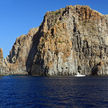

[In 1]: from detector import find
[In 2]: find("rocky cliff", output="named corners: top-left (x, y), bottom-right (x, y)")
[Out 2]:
top-left (0, 48), bottom-right (9, 75)
top-left (1, 5), bottom-right (108, 76)
top-left (6, 28), bottom-right (39, 75)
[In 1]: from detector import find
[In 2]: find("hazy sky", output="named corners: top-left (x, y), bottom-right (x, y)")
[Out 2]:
top-left (0, 0), bottom-right (108, 57)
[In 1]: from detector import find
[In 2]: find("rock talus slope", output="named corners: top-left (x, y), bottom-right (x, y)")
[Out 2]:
top-left (1, 5), bottom-right (108, 76)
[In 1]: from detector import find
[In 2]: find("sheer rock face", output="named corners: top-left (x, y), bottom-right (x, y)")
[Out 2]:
top-left (1, 5), bottom-right (108, 76)
top-left (30, 5), bottom-right (108, 76)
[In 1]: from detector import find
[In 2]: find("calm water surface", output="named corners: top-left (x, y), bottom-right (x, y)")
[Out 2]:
top-left (0, 76), bottom-right (108, 108)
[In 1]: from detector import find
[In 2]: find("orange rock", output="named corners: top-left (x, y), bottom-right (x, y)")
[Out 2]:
top-left (0, 48), bottom-right (3, 59)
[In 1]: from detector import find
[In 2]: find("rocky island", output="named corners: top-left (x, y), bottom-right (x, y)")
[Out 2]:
top-left (1, 5), bottom-right (108, 76)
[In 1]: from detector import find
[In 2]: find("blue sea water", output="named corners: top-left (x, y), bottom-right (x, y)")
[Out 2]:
top-left (0, 76), bottom-right (108, 108)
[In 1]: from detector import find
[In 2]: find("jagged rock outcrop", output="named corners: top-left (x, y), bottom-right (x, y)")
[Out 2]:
top-left (0, 48), bottom-right (9, 75)
top-left (1, 5), bottom-right (108, 76)
top-left (6, 28), bottom-right (39, 75)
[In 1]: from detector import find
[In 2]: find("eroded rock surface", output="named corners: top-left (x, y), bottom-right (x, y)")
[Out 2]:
top-left (1, 5), bottom-right (108, 76)
top-left (29, 5), bottom-right (108, 76)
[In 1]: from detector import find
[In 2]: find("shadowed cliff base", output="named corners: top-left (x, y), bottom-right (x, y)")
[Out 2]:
top-left (91, 62), bottom-right (104, 76)
top-left (26, 24), bottom-right (46, 76)
top-left (1, 5), bottom-right (108, 76)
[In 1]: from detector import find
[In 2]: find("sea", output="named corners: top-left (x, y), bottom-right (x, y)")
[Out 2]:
top-left (0, 76), bottom-right (108, 108)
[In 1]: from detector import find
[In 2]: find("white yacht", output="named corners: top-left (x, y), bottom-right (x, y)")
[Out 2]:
top-left (75, 72), bottom-right (86, 77)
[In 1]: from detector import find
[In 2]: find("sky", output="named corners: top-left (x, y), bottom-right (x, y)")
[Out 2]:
top-left (0, 0), bottom-right (108, 58)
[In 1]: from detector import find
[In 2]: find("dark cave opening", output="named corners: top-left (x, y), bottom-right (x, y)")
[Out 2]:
top-left (91, 62), bottom-right (102, 76)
